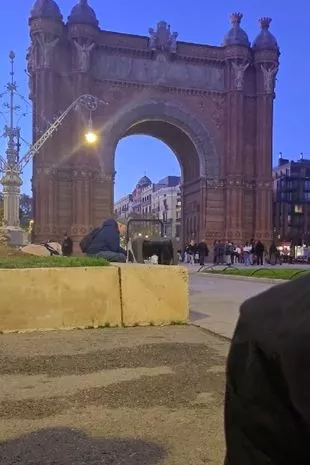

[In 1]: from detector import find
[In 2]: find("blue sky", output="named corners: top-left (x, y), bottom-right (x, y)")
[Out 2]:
top-left (0, 0), bottom-right (309, 200)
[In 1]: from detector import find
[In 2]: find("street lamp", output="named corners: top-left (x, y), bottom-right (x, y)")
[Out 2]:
top-left (85, 130), bottom-right (98, 144)
top-left (84, 114), bottom-right (98, 144)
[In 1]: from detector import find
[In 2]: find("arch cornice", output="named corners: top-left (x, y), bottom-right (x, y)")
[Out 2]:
top-left (101, 99), bottom-right (219, 178)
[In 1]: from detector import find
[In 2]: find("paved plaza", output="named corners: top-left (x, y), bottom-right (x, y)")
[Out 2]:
top-left (0, 271), bottom-right (285, 464)
top-left (0, 326), bottom-right (227, 465)
top-left (189, 272), bottom-right (275, 338)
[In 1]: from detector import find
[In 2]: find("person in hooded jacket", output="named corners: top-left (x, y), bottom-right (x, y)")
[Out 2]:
top-left (61, 232), bottom-right (73, 257)
top-left (87, 218), bottom-right (126, 262)
top-left (197, 239), bottom-right (209, 266)
top-left (224, 274), bottom-right (310, 465)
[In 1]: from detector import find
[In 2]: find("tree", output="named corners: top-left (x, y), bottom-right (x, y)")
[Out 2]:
top-left (19, 194), bottom-right (32, 229)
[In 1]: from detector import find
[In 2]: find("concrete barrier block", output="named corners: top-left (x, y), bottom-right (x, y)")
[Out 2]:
top-left (0, 267), bottom-right (122, 332)
top-left (119, 264), bottom-right (189, 326)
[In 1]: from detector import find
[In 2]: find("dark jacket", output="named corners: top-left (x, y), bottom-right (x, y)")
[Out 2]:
top-left (269, 243), bottom-right (278, 256)
top-left (197, 242), bottom-right (209, 256)
top-left (216, 242), bottom-right (225, 257)
top-left (254, 241), bottom-right (264, 255)
top-left (188, 243), bottom-right (197, 255)
top-left (61, 237), bottom-right (73, 256)
top-left (224, 243), bottom-right (234, 256)
top-left (225, 275), bottom-right (310, 465)
top-left (87, 219), bottom-right (126, 256)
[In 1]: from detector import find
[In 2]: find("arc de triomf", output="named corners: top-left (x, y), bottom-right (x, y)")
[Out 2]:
top-left (28, 0), bottom-right (279, 245)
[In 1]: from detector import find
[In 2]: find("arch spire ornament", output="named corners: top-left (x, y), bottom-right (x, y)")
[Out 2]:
top-left (148, 21), bottom-right (178, 54)
top-left (68, 0), bottom-right (98, 27)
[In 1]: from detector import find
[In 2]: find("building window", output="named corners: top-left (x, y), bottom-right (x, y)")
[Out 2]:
top-left (294, 205), bottom-right (303, 214)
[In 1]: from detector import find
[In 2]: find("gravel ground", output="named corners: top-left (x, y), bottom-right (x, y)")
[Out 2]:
top-left (0, 325), bottom-right (228, 465)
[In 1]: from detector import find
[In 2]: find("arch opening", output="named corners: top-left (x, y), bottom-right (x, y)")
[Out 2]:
top-left (122, 120), bottom-right (201, 184)
top-left (101, 100), bottom-right (219, 244)
top-left (114, 130), bottom-right (182, 240)
top-left (101, 100), bottom-right (219, 180)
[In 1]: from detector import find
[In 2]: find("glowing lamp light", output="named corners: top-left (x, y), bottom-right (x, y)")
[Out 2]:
top-left (85, 115), bottom-right (98, 144)
top-left (85, 130), bottom-right (98, 144)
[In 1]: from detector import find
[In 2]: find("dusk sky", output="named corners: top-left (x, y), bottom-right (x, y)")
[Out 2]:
top-left (0, 0), bottom-right (309, 200)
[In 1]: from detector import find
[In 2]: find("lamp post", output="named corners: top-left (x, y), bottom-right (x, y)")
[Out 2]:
top-left (0, 51), bottom-right (22, 232)
top-left (0, 52), bottom-right (106, 244)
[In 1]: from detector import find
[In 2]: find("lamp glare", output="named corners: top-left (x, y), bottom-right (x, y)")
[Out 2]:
top-left (85, 131), bottom-right (97, 144)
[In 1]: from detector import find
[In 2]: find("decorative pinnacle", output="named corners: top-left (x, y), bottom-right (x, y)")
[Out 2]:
top-left (80, 0), bottom-right (88, 5)
top-left (230, 12), bottom-right (243, 25)
top-left (9, 51), bottom-right (15, 61)
top-left (259, 17), bottom-right (272, 29)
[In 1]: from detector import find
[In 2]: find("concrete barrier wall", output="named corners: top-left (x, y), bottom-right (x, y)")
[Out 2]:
top-left (0, 265), bottom-right (188, 333)
top-left (119, 264), bottom-right (188, 326)
top-left (0, 267), bottom-right (122, 332)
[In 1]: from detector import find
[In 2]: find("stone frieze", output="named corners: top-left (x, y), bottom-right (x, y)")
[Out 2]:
top-left (92, 52), bottom-right (225, 92)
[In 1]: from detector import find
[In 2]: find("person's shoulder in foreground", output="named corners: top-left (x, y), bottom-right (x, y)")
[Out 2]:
top-left (225, 274), bottom-right (310, 465)
top-left (240, 273), bottom-right (310, 346)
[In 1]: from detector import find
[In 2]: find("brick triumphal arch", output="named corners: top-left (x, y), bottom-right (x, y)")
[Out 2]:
top-left (28, 1), bottom-right (279, 245)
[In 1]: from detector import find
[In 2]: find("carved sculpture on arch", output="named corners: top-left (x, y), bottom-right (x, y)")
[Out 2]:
top-left (231, 60), bottom-right (249, 91)
top-left (35, 33), bottom-right (59, 67)
top-left (148, 21), bottom-right (178, 55)
top-left (261, 64), bottom-right (278, 94)
top-left (73, 38), bottom-right (95, 73)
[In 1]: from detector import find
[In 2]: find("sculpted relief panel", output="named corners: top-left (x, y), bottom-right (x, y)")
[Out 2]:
top-left (91, 52), bottom-right (224, 91)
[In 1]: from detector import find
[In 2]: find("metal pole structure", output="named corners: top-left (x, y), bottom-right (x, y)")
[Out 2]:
top-left (0, 51), bottom-right (22, 231)
top-left (0, 52), bottom-right (106, 244)
top-left (18, 94), bottom-right (105, 169)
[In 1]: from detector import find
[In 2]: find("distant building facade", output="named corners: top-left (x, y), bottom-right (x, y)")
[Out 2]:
top-left (151, 177), bottom-right (181, 238)
top-left (273, 156), bottom-right (310, 243)
top-left (114, 193), bottom-right (133, 219)
top-left (114, 175), bottom-right (181, 238)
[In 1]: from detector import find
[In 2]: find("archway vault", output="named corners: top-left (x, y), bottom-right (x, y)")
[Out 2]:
top-left (101, 100), bottom-right (219, 184)
top-left (104, 99), bottom-right (220, 243)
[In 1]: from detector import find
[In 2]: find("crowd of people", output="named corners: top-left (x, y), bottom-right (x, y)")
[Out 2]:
top-left (182, 239), bottom-right (282, 266)
top-left (213, 239), bottom-right (266, 266)
top-left (181, 240), bottom-right (210, 266)
top-left (61, 225), bottom-right (284, 268)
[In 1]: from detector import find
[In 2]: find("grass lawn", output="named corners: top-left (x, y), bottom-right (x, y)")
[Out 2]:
top-left (202, 266), bottom-right (310, 280)
top-left (0, 245), bottom-right (109, 269)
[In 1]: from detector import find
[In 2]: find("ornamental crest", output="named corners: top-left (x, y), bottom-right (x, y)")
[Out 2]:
top-left (148, 21), bottom-right (178, 54)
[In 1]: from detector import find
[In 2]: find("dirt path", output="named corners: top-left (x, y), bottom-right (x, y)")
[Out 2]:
top-left (0, 326), bottom-right (228, 465)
